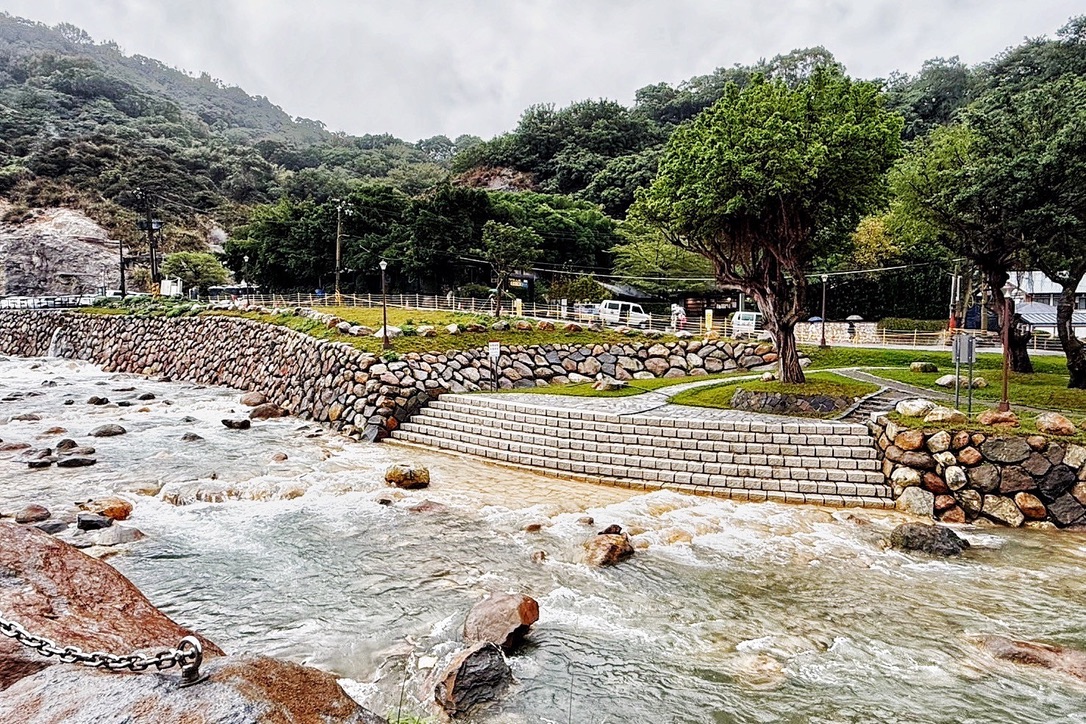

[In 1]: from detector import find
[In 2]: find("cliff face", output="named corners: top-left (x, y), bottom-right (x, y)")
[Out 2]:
top-left (0, 203), bottom-right (124, 297)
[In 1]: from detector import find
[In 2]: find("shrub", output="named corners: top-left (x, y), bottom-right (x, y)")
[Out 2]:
top-left (877, 317), bottom-right (947, 332)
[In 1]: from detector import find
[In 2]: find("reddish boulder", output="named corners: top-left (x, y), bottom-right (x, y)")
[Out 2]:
top-left (0, 523), bottom-right (221, 690)
top-left (239, 391), bottom-right (268, 407)
top-left (1014, 492), bottom-right (1047, 520)
top-left (957, 446), bottom-right (983, 466)
top-left (977, 635), bottom-right (1086, 683)
top-left (463, 592), bottom-right (540, 653)
top-left (921, 472), bottom-right (950, 495)
top-left (77, 496), bottom-right (133, 522)
top-left (938, 506), bottom-right (967, 524)
top-left (13, 505), bottom-right (50, 524)
top-left (0, 655), bottom-right (384, 724)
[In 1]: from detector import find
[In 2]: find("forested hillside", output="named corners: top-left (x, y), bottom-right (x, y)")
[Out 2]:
top-left (1, 10), bottom-right (1083, 325)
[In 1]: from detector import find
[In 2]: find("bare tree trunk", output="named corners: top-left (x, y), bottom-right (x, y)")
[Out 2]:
top-left (756, 290), bottom-right (805, 384)
top-left (1056, 274), bottom-right (1086, 388)
top-left (987, 270), bottom-right (1034, 374)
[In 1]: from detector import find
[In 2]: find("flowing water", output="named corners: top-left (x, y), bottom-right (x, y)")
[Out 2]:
top-left (2, 355), bottom-right (1086, 723)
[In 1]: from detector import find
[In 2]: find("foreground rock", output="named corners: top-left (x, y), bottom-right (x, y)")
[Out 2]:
top-left (0, 655), bottom-right (385, 724)
top-left (583, 532), bottom-right (635, 566)
top-left (889, 522), bottom-right (969, 557)
top-left (14, 505), bottom-right (50, 524)
top-left (977, 635), bottom-right (1086, 682)
top-left (434, 642), bottom-right (512, 718)
top-left (385, 463), bottom-right (431, 489)
top-left (0, 523), bottom-right (221, 689)
top-left (0, 523), bottom-right (383, 722)
top-left (239, 391), bottom-right (268, 407)
top-left (463, 592), bottom-right (540, 653)
top-left (221, 418), bottom-right (251, 430)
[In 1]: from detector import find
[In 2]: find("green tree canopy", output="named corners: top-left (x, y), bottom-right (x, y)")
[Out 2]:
top-left (160, 251), bottom-right (229, 294)
top-left (635, 68), bottom-right (902, 382)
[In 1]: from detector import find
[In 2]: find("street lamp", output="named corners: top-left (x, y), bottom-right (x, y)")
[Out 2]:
top-left (379, 259), bottom-right (390, 350)
top-left (243, 255), bottom-right (250, 302)
top-left (820, 273), bottom-right (829, 348)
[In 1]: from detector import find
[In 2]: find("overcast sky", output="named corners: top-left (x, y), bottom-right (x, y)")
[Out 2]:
top-left (6, 1), bottom-right (1083, 141)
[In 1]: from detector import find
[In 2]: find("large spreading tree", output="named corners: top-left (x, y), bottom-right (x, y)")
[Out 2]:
top-left (634, 68), bottom-right (902, 382)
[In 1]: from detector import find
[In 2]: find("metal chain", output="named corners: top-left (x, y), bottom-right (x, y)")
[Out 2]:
top-left (0, 614), bottom-right (205, 684)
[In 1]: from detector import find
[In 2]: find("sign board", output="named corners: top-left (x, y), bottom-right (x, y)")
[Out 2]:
top-left (704, 309), bottom-right (713, 334)
top-left (488, 341), bottom-right (501, 360)
top-left (952, 334), bottom-right (976, 364)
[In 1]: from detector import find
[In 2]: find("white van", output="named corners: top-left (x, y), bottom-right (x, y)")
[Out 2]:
top-left (730, 311), bottom-right (763, 337)
top-left (598, 300), bottom-right (651, 327)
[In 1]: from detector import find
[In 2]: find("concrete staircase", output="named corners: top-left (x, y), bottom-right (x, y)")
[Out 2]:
top-left (391, 394), bottom-right (893, 509)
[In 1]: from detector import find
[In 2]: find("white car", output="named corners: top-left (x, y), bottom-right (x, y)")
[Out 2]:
top-left (598, 300), bottom-right (651, 327)
top-left (730, 311), bottom-right (764, 338)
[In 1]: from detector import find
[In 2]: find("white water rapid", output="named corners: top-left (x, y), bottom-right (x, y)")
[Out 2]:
top-left (1, 355), bottom-right (1085, 723)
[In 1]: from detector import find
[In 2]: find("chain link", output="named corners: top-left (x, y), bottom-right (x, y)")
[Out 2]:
top-left (0, 614), bottom-right (204, 682)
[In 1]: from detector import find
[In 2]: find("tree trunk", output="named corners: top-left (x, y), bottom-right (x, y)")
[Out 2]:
top-left (1056, 276), bottom-right (1086, 388)
top-left (755, 290), bottom-right (805, 384)
top-left (774, 319), bottom-right (805, 384)
top-left (495, 279), bottom-right (503, 319)
top-left (987, 270), bottom-right (1033, 374)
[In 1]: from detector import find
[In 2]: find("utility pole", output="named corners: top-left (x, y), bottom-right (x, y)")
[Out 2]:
top-left (335, 200), bottom-right (343, 306)
top-left (136, 189), bottom-right (163, 294)
top-left (117, 236), bottom-right (127, 299)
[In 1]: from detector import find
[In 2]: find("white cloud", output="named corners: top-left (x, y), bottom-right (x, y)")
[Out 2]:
top-left (6, 0), bottom-right (1083, 140)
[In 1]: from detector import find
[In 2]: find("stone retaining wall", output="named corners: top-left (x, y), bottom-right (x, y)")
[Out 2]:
top-left (0, 311), bottom-right (781, 441)
top-left (869, 415), bottom-right (1086, 529)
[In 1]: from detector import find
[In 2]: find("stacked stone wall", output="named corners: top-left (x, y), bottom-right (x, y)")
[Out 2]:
top-left (0, 311), bottom-right (780, 441)
top-left (869, 415), bottom-right (1086, 529)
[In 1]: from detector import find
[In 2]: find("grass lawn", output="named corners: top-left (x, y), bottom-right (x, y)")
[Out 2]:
top-left (870, 368), bottom-right (1086, 413)
top-left (669, 371), bottom-right (879, 415)
top-left (885, 411), bottom-right (1086, 444)
top-left (208, 308), bottom-right (644, 356)
top-left (802, 345), bottom-right (1069, 374)
top-left (489, 371), bottom-right (755, 398)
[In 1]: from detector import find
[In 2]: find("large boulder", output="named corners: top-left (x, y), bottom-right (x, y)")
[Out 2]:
top-left (889, 522), bottom-right (969, 556)
top-left (896, 399), bottom-right (935, 418)
top-left (0, 523), bottom-right (383, 722)
top-left (434, 642), bottom-right (512, 719)
top-left (463, 592), bottom-right (539, 653)
top-left (582, 533), bottom-right (635, 566)
top-left (0, 655), bottom-right (385, 724)
top-left (221, 419), bottom-right (251, 430)
top-left (14, 505), bottom-right (50, 524)
top-left (978, 409), bottom-right (1020, 428)
top-left (384, 464), bottom-right (431, 489)
top-left (0, 523), bottom-right (222, 690)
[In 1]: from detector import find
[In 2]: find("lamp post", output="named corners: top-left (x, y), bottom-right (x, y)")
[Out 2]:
top-left (380, 259), bottom-right (390, 350)
top-left (820, 273), bottom-right (829, 348)
top-left (242, 255), bottom-right (250, 303)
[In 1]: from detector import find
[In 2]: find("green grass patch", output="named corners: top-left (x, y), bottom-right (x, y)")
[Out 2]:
top-left (79, 306), bottom-right (130, 315)
top-left (802, 346), bottom-right (1069, 374)
top-left (489, 382), bottom-right (645, 397)
top-left (209, 309), bottom-right (636, 356)
top-left (870, 368), bottom-right (1086, 414)
top-left (669, 371), bottom-right (879, 415)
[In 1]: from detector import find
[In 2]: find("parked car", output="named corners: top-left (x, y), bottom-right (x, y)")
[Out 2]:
top-left (730, 311), bottom-right (764, 338)
top-left (598, 299), bottom-right (651, 327)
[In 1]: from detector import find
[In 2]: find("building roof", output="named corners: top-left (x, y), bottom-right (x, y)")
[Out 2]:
top-left (1015, 301), bottom-right (1086, 327)
top-left (1008, 271), bottom-right (1086, 296)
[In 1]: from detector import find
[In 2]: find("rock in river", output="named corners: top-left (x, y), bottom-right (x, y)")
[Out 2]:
top-left (14, 504), bottom-right (50, 524)
top-left (889, 522), bottom-right (969, 556)
top-left (75, 513), bottom-right (112, 531)
top-left (56, 457), bottom-right (96, 468)
top-left (78, 496), bottom-right (133, 521)
top-left (239, 391), bottom-right (267, 407)
top-left (385, 463), bottom-right (430, 489)
top-left (249, 402), bottom-right (287, 420)
top-left (89, 424), bottom-right (126, 437)
top-left (221, 418), bottom-right (251, 430)
top-left (583, 533), bottom-right (635, 566)
top-left (463, 592), bottom-right (540, 653)
top-left (434, 642), bottom-right (512, 718)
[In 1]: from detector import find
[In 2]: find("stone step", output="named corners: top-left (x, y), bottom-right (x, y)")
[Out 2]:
top-left (391, 430), bottom-right (893, 508)
top-left (406, 411), bottom-right (882, 472)
top-left (397, 418), bottom-right (888, 490)
top-left (429, 397), bottom-right (875, 448)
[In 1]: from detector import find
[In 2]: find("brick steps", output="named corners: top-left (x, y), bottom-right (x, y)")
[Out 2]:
top-left (389, 394), bottom-right (894, 509)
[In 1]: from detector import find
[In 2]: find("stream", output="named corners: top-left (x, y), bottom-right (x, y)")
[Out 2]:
top-left (1, 355), bottom-right (1084, 723)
